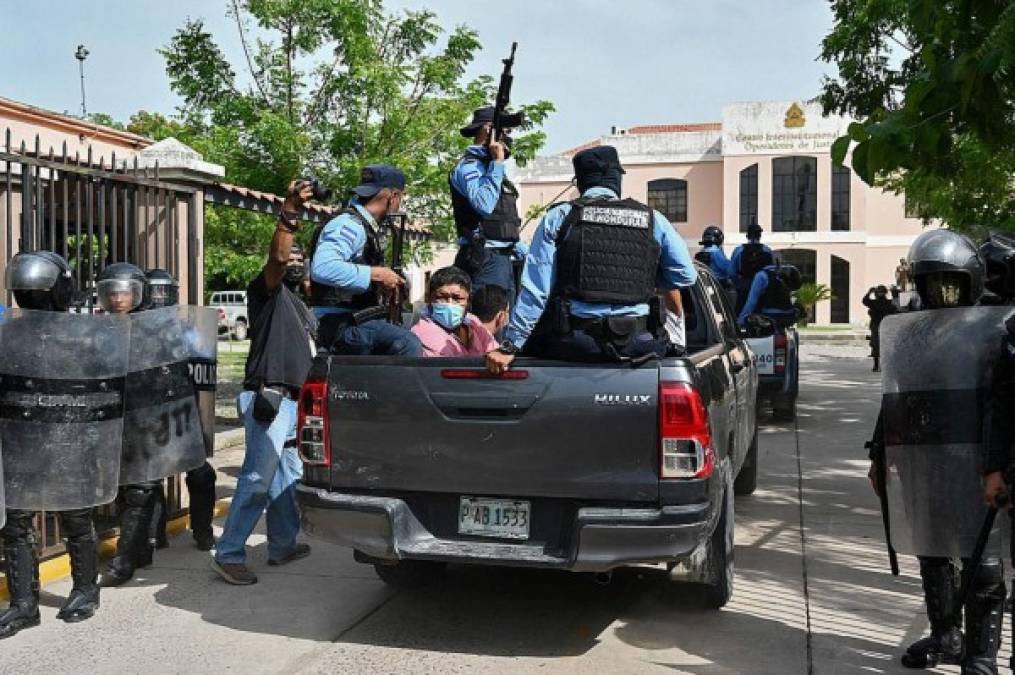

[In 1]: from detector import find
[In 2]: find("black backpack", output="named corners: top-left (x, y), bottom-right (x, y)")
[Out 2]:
top-left (739, 243), bottom-right (773, 278)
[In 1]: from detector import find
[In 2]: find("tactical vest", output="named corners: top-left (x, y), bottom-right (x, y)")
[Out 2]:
top-left (309, 208), bottom-right (385, 310)
top-left (555, 197), bottom-right (660, 305)
top-left (449, 158), bottom-right (522, 242)
top-left (760, 269), bottom-right (793, 311)
top-left (739, 242), bottom-right (773, 278)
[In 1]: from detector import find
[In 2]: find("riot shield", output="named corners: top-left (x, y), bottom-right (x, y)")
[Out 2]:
top-left (881, 306), bottom-right (1013, 558)
top-left (120, 306), bottom-right (217, 484)
top-left (0, 309), bottom-right (129, 510)
top-left (187, 308), bottom-right (218, 458)
top-left (0, 435), bottom-right (5, 529)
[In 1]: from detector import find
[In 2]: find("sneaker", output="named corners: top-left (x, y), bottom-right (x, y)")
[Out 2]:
top-left (268, 543), bottom-right (311, 567)
top-left (210, 559), bottom-right (258, 585)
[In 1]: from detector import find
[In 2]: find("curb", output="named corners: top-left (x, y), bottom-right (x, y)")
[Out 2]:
top-left (0, 500), bottom-right (232, 603)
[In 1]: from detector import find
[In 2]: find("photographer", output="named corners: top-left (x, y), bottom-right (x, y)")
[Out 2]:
top-left (211, 181), bottom-right (317, 586)
top-left (862, 285), bottom-right (896, 372)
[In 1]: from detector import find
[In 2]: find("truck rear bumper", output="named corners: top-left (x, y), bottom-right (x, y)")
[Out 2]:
top-left (296, 484), bottom-right (713, 573)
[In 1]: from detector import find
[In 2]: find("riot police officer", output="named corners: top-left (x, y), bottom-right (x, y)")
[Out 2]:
top-left (867, 229), bottom-right (1005, 673)
top-left (100, 263), bottom-right (162, 587)
top-left (308, 165), bottom-right (422, 356)
top-left (451, 105), bottom-right (525, 295)
top-left (485, 145), bottom-right (697, 372)
top-left (730, 219), bottom-right (774, 312)
top-left (0, 251), bottom-right (101, 638)
top-left (862, 285), bottom-right (897, 372)
top-left (696, 225), bottom-right (734, 282)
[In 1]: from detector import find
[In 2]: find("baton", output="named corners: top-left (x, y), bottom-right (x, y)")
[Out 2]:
top-left (956, 490), bottom-right (1008, 609)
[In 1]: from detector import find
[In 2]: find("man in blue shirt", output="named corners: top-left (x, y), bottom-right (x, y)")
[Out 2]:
top-left (736, 263), bottom-right (801, 327)
top-left (450, 106), bottom-right (526, 296)
top-left (696, 225), bottom-right (733, 281)
top-left (730, 219), bottom-right (774, 312)
top-left (486, 146), bottom-right (697, 372)
top-left (309, 164), bottom-right (422, 356)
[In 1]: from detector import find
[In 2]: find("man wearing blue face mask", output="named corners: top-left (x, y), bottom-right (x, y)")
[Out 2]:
top-left (411, 266), bottom-right (497, 357)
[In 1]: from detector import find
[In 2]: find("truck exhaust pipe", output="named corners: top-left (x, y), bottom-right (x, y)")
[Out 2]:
top-left (594, 571), bottom-right (613, 586)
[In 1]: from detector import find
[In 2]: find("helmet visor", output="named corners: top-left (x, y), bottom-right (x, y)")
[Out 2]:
top-left (5, 254), bottom-right (62, 291)
top-left (97, 278), bottom-right (143, 314)
top-left (148, 283), bottom-right (179, 308)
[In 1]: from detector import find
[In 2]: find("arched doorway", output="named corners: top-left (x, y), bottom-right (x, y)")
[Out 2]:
top-left (831, 255), bottom-right (851, 323)
top-left (775, 248), bottom-right (816, 285)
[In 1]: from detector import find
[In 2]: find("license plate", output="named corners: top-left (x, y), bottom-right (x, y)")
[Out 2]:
top-left (458, 497), bottom-right (531, 540)
top-left (748, 338), bottom-right (775, 375)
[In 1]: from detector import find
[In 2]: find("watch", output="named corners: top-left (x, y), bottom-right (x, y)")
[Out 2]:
top-left (497, 340), bottom-right (519, 355)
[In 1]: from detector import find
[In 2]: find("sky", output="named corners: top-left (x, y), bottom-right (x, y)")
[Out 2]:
top-left (0, 0), bottom-right (837, 154)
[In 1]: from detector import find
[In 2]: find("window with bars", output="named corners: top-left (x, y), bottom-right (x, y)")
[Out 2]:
top-left (739, 164), bottom-right (758, 231)
top-left (771, 156), bottom-right (817, 232)
top-left (647, 178), bottom-right (688, 223)
top-left (831, 164), bottom-right (851, 231)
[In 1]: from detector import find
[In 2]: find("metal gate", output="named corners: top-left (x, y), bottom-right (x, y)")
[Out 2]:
top-left (1, 129), bottom-right (201, 556)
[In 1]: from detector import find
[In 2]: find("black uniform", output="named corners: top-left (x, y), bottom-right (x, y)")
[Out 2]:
top-left (862, 290), bottom-right (896, 371)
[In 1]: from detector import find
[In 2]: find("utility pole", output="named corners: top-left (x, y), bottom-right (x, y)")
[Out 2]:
top-left (75, 44), bottom-right (89, 118)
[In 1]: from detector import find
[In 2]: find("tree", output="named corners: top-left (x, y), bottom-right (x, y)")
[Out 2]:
top-left (156, 0), bottom-right (552, 287)
top-left (820, 0), bottom-right (1015, 234)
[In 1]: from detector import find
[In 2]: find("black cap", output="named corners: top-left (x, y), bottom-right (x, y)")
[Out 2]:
top-left (460, 106), bottom-right (525, 138)
top-left (351, 164), bottom-right (406, 198)
top-left (572, 145), bottom-right (626, 180)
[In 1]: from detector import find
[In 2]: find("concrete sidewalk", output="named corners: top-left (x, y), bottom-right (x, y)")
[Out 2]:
top-left (0, 348), bottom-right (1008, 674)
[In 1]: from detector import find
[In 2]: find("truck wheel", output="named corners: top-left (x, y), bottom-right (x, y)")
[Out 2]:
top-left (373, 560), bottom-right (446, 589)
top-left (232, 319), bottom-right (248, 341)
top-left (734, 427), bottom-right (759, 496)
top-left (700, 485), bottom-right (734, 608)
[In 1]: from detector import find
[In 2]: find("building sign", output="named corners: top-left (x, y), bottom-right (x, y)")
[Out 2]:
top-left (722, 101), bottom-right (849, 156)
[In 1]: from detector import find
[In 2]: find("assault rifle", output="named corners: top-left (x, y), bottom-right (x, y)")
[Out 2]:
top-left (386, 212), bottom-right (408, 326)
top-left (491, 42), bottom-right (518, 144)
top-left (866, 414), bottom-right (900, 575)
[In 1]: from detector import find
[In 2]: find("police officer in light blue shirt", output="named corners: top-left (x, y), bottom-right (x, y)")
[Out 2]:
top-left (450, 106), bottom-right (527, 296)
top-left (696, 225), bottom-right (734, 281)
top-left (737, 262), bottom-right (801, 327)
top-left (486, 145), bottom-right (697, 373)
top-left (309, 164), bottom-right (422, 356)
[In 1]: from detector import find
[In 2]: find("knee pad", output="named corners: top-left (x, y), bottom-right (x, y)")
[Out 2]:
top-left (1, 510), bottom-right (37, 544)
top-left (123, 484), bottom-right (158, 508)
top-left (975, 558), bottom-right (1006, 596)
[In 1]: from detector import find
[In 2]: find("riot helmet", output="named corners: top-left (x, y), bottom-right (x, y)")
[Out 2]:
top-left (5, 250), bottom-right (76, 311)
top-left (146, 268), bottom-right (179, 308)
top-left (700, 225), bottom-right (724, 247)
top-left (979, 232), bottom-right (1015, 299)
top-left (97, 262), bottom-right (147, 314)
top-left (908, 229), bottom-right (984, 309)
top-left (777, 265), bottom-right (803, 292)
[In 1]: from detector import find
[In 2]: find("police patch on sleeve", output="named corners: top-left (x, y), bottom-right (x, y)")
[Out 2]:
top-left (582, 206), bottom-right (651, 229)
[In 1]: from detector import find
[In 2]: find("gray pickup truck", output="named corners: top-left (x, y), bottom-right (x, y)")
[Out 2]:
top-left (296, 267), bottom-right (760, 608)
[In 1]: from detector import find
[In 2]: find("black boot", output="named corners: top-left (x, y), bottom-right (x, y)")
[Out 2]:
top-left (187, 463), bottom-right (217, 551)
top-left (902, 558), bottom-right (963, 668)
top-left (0, 541), bottom-right (41, 639)
top-left (57, 539), bottom-right (100, 623)
top-left (960, 561), bottom-right (1004, 675)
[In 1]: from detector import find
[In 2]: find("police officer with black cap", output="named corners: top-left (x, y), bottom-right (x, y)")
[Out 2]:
top-left (309, 164), bottom-right (422, 356)
top-left (0, 251), bottom-right (101, 638)
top-left (450, 105), bottom-right (526, 296)
top-left (731, 218), bottom-right (774, 312)
top-left (485, 145), bottom-right (696, 372)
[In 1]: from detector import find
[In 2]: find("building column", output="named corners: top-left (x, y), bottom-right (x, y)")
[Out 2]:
top-left (816, 250), bottom-right (832, 324)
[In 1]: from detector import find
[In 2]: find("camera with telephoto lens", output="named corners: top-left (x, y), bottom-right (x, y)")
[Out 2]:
top-left (299, 177), bottom-right (332, 202)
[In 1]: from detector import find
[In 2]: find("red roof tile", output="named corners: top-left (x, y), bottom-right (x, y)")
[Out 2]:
top-left (627, 122), bottom-right (722, 134)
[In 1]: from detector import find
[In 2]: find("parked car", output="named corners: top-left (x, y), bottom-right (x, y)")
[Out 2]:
top-left (296, 265), bottom-right (760, 608)
top-left (210, 290), bottom-right (248, 340)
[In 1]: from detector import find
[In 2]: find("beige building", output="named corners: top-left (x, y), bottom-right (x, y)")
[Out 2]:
top-left (514, 101), bottom-right (933, 325)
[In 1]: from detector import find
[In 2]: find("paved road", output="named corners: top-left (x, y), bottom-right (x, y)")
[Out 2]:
top-left (2, 348), bottom-right (1010, 674)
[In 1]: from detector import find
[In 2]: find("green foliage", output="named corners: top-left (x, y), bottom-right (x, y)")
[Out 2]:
top-left (794, 282), bottom-right (833, 326)
top-left (151, 1), bottom-right (552, 289)
top-left (820, 0), bottom-right (1015, 234)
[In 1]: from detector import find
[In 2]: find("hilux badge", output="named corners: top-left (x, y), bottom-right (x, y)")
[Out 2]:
top-left (594, 394), bottom-right (652, 406)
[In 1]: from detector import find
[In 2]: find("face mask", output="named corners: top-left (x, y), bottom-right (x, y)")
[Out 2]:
top-left (430, 302), bottom-right (466, 331)
top-left (283, 264), bottom-right (305, 290)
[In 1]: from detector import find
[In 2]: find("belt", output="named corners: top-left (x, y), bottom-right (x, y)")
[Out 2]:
top-left (570, 315), bottom-right (649, 334)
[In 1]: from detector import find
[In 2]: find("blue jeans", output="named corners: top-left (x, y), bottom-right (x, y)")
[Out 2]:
top-left (455, 246), bottom-right (516, 297)
top-left (215, 391), bottom-right (302, 564)
top-left (335, 319), bottom-right (422, 356)
top-left (538, 328), bottom-right (668, 363)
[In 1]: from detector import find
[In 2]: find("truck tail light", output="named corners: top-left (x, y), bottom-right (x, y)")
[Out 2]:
top-left (774, 334), bottom-right (787, 374)
top-left (659, 381), bottom-right (715, 479)
top-left (298, 376), bottom-right (330, 465)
